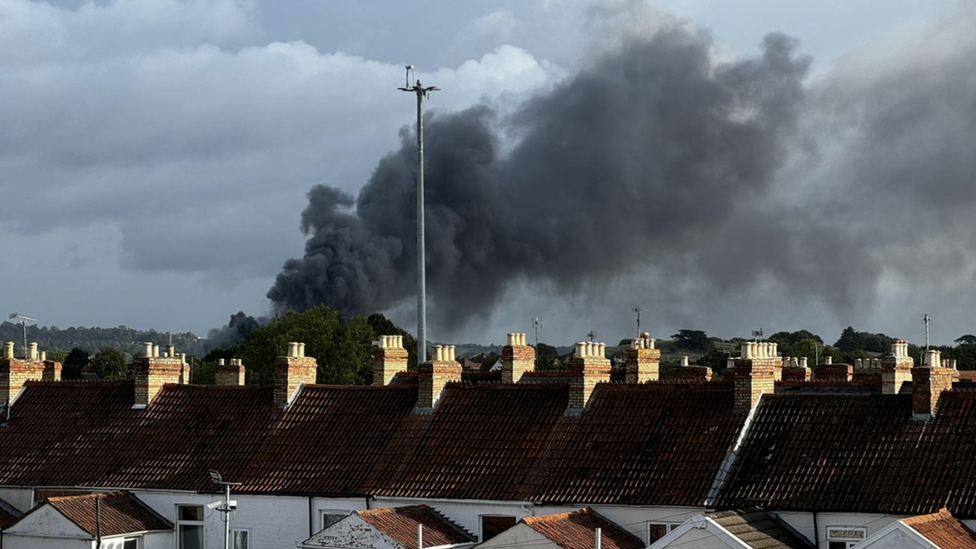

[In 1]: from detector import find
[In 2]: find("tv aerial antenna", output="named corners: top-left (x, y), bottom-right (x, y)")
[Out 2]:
top-left (587, 331), bottom-right (597, 342)
top-left (8, 313), bottom-right (37, 359)
top-left (633, 307), bottom-right (642, 338)
top-left (398, 65), bottom-right (440, 363)
top-left (532, 317), bottom-right (542, 348)
top-left (751, 329), bottom-right (764, 342)
top-left (922, 314), bottom-right (932, 350)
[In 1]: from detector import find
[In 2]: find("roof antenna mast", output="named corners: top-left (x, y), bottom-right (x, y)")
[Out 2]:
top-left (8, 313), bottom-right (37, 360)
top-left (398, 65), bottom-right (439, 363)
top-left (922, 313), bottom-right (932, 350)
top-left (533, 317), bottom-right (542, 348)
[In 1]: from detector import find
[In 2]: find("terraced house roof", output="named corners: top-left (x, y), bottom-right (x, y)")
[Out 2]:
top-left (0, 379), bottom-right (743, 506)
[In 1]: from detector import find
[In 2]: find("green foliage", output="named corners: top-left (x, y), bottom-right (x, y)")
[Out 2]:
top-left (956, 334), bottom-right (976, 346)
top-left (696, 349), bottom-right (731, 377)
top-left (768, 330), bottom-right (823, 346)
top-left (91, 348), bottom-right (130, 380)
top-left (366, 313), bottom-right (418, 369)
top-left (834, 326), bottom-right (891, 354)
top-left (206, 307), bottom-right (412, 386)
top-left (0, 322), bottom-right (199, 357)
top-left (46, 348), bottom-right (67, 364)
top-left (535, 343), bottom-right (559, 371)
top-left (671, 329), bottom-right (711, 353)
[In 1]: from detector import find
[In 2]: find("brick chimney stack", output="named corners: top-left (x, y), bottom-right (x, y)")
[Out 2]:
top-left (625, 333), bottom-right (660, 383)
top-left (2, 341), bottom-right (46, 408)
top-left (912, 349), bottom-right (954, 419)
top-left (734, 342), bottom-right (777, 415)
top-left (418, 344), bottom-right (461, 409)
top-left (569, 341), bottom-right (611, 410)
top-left (373, 335), bottom-right (408, 386)
top-left (273, 342), bottom-right (317, 408)
top-left (133, 342), bottom-right (182, 409)
top-left (881, 339), bottom-right (914, 395)
top-left (502, 333), bottom-right (535, 383)
top-left (215, 358), bottom-right (246, 386)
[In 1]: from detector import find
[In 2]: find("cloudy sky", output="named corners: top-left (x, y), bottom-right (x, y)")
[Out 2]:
top-left (2, 0), bottom-right (973, 347)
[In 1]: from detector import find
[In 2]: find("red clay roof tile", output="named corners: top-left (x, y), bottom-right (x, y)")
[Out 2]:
top-left (358, 505), bottom-right (474, 549)
top-left (902, 508), bottom-right (976, 549)
top-left (522, 508), bottom-right (644, 549)
top-left (43, 491), bottom-right (171, 537)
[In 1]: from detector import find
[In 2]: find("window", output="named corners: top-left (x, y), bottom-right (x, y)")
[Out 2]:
top-left (319, 509), bottom-right (349, 530)
top-left (101, 538), bottom-right (139, 549)
top-left (647, 522), bottom-right (681, 543)
top-left (177, 504), bottom-right (205, 549)
top-left (232, 529), bottom-right (249, 549)
top-left (826, 527), bottom-right (866, 549)
top-left (480, 515), bottom-right (517, 541)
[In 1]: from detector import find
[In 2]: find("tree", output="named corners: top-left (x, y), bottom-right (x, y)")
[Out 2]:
top-left (696, 349), bottom-right (731, 377)
top-left (769, 330), bottom-right (823, 346)
top-left (91, 348), bottom-right (129, 380)
top-left (535, 343), bottom-right (559, 371)
top-left (46, 348), bottom-right (67, 364)
top-left (62, 347), bottom-right (90, 380)
top-left (956, 335), bottom-right (976, 346)
top-left (671, 330), bottom-right (711, 353)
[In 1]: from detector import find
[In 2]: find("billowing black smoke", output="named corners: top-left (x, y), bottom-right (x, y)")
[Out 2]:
top-left (268, 27), bottom-right (816, 327)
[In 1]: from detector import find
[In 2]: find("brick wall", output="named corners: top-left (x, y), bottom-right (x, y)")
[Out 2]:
top-left (668, 365), bottom-right (712, 382)
top-left (273, 356), bottom-right (318, 408)
top-left (373, 347), bottom-right (408, 386)
top-left (624, 348), bottom-right (660, 383)
top-left (42, 361), bottom-right (62, 382)
top-left (418, 361), bottom-right (461, 409)
top-left (781, 366), bottom-right (811, 382)
top-left (133, 357), bottom-right (183, 407)
top-left (881, 355), bottom-right (914, 395)
top-left (568, 357), bottom-right (611, 409)
top-left (215, 362), bottom-right (246, 386)
top-left (1, 358), bottom-right (46, 405)
top-left (501, 344), bottom-right (535, 383)
top-left (734, 360), bottom-right (776, 414)
top-left (813, 364), bottom-right (853, 382)
top-left (912, 366), bottom-right (954, 417)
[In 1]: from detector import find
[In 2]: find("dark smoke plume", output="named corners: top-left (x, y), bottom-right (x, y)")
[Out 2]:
top-left (268, 26), bottom-right (817, 328)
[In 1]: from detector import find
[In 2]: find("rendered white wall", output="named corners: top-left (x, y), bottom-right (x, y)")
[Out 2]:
top-left (0, 487), bottom-right (33, 513)
top-left (658, 526), bottom-right (735, 549)
top-left (472, 524), bottom-right (551, 549)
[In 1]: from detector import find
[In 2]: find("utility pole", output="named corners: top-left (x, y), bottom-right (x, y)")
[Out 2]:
top-left (633, 307), bottom-right (642, 338)
top-left (8, 313), bottom-right (37, 359)
top-left (399, 66), bottom-right (439, 363)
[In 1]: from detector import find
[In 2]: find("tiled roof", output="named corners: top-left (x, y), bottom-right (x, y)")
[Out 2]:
top-left (706, 508), bottom-right (811, 549)
top-left (357, 505), bottom-right (474, 549)
top-left (367, 382), bottom-right (744, 505)
top-left (902, 508), bottom-right (976, 549)
top-left (0, 380), bottom-right (742, 506)
top-left (0, 498), bottom-right (22, 529)
top-left (522, 508), bottom-right (644, 549)
top-left (43, 492), bottom-right (172, 537)
top-left (716, 391), bottom-right (976, 516)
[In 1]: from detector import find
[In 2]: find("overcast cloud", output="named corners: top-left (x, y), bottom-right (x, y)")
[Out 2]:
top-left (1, 0), bottom-right (973, 347)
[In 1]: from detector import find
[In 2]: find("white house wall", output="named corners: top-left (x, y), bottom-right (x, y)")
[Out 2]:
top-left (302, 515), bottom-right (402, 549)
top-left (143, 531), bottom-right (172, 549)
top-left (657, 526), bottom-right (739, 549)
top-left (3, 534), bottom-right (89, 549)
top-left (856, 528), bottom-right (930, 549)
top-left (776, 511), bottom-right (816, 543)
top-left (136, 491), bottom-right (310, 549)
top-left (4, 504), bottom-right (89, 540)
top-left (595, 504), bottom-right (703, 544)
top-left (471, 523), bottom-right (552, 549)
top-left (310, 496), bottom-right (370, 533)
top-left (0, 487), bottom-right (33, 513)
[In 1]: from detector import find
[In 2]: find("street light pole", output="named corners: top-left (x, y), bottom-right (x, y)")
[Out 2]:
top-left (209, 470), bottom-right (242, 549)
top-left (399, 66), bottom-right (439, 363)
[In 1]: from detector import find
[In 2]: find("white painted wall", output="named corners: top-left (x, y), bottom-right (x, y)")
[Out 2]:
top-left (301, 515), bottom-right (401, 549)
top-left (310, 496), bottom-right (369, 533)
top-left (777, 511), bottom-right (815, 542)
top-left (806, 512), bottom-right (905, 549)
top-left (143, 531), bottom-right (172, 549)
top-left (472, 524), bottom-right (551, 549)
top-left (658, 526), bottom-right (737, 549)
top-left (136, 491), bottom-right (310, 549)
top-left (4, 505), bottom-right (89, 540)
top-left (0, 487), bottom-right (33, 513)
top-left (3, 534), bottom-right (88, 549)
top-left (856, 528), bottom-right (927, 549)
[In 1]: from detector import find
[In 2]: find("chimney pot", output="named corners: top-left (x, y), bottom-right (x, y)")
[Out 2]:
top-left (680, 356), bottom-right (689, 367)
top-left (143, 342), bottom-right (153, 357)
top-left (373, 335), bottom-right (408, 386)
top-left (28, 342), bottom-right (38, 361)
top-left (218, 359), bottom-right (225, 366)
top-left (569, 342), bottom-right (611, 409)
top-left (152, 344), bottom-right (160, 358)
top-left (166, 345), bottom-right (175, 359)
top-left (3, 342), bottom-right (13, 359)
top-left (799, 357), bottom-right (808, 368)
top-left (825, 356), bottom-right (832, 365)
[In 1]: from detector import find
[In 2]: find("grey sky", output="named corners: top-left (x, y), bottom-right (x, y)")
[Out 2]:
top-left (1, 0), bottom-right (969, 347)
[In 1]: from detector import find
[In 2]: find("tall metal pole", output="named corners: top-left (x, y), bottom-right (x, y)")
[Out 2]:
top-left (224, 483), bottom-right (231, 549)
top-left (416, 85), bottom-right (426, 364)
top-left (399, 67), bottom-right (438, 364)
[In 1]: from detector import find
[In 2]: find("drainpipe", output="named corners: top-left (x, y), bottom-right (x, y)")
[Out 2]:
top-left (813, 511), bottom-right (819, 548)
top-left (95, 496), bottom-right (102, 549)
top-left (308, 497), bottom-right (314, 539)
